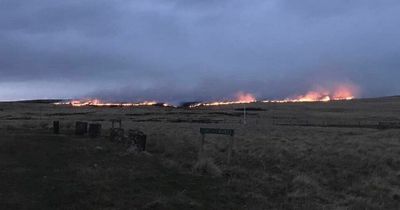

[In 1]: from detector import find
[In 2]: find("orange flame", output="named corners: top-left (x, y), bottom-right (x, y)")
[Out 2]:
top-left (189, 92), bottom-right (256, 108)
top-left (55, 99), bottom-right (170, 107)
top-left (55, 84), bottom-right (358, 108)
top-left (332, 85), bottom-right (356, 100)
top-left (264, 84), bottom-right (358, 103)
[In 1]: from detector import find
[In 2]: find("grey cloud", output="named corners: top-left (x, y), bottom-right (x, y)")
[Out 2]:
top-left (0, 0), bottom-right (400, 102)
top-left (279, 0), bottom-right (400, 18)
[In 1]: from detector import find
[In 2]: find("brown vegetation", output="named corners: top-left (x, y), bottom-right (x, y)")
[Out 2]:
top-left (0, 97), bottom-right (400, 209)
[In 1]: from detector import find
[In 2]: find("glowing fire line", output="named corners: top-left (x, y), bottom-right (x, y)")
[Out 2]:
top-left (190, 85), bottom-right (357, 107)
top-left (54, 99), bottom-right (171, 107)
top-left (54, 85), bottom-right (358, 108)
top-left (263, 85), bottom-right (357, 103)
top-left (189, 92), bottom-right (257, 108)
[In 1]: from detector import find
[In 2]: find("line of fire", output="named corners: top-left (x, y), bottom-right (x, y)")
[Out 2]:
top-left (55, 84), bottom-right (358, 108)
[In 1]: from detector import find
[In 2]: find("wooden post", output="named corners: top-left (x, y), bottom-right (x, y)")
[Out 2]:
top-left (53, 121), bottom-right (60, 134)
top-left (136, 135), bottom-right (147, 151)
top-left (75, 122), bottom-right (88, 136)
top-left (111, 119), bottom-right (122, 129)
top-left (88, 123), bottom-right (102, 138)
top-left (199, 128), bottom-right (235, 164)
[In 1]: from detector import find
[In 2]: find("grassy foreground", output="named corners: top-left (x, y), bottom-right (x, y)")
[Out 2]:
top-left (0, 99), bottom-right (400, 209)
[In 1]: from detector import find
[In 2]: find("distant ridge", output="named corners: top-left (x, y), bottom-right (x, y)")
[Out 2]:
top-left (2, 99), bottom-right (65, 104)
top-left (357, 95), bottom-right (400, 102)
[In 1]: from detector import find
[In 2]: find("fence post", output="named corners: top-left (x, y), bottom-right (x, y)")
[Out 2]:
top-left (88, 123), bottom-right (102, 138)
top-left (53, 121), bottom-right (60, 134)
top-left (75, 122), bottom-right (88, 136)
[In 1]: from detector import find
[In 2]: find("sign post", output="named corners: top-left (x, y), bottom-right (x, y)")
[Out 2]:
top-left (53, 121), bottom-right (60, 134)
top-left (199, 128), bottom-right (235, 165)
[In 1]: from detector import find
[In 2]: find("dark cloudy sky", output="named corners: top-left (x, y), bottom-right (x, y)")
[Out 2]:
top-left (1, 0), bottom-right (400, 102)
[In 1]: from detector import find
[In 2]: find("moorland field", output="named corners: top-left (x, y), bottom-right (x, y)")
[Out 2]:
top-left (0, 97), bottom-right (400, 209)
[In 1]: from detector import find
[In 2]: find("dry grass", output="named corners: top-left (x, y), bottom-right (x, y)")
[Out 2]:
top-left (193, 158), bottom-right (222, 177)
top-left (1, 98), bottom-right (400, 209)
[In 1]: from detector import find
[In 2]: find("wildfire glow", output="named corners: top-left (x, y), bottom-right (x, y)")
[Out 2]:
top-left (263, 84), bottom-right (358, 103)
top-left (189, 92), bottom-right (256, 108)
top-left (54, 84), bottom-right (358, 108)
top-left (54, 99), bottom-right (170, 107)
top-left (190, 84), bottom-right (357, 107)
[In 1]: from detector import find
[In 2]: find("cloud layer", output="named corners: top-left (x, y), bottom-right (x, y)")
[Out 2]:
top-left (1, 0), bottom-right (400, 102)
